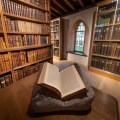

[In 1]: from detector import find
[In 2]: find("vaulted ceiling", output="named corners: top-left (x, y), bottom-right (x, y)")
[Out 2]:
top-left (51, 0), bottom-right (104, 19)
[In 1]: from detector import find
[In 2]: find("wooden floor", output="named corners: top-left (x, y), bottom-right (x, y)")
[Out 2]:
top-left (0, 72), bottom-right (118, 120)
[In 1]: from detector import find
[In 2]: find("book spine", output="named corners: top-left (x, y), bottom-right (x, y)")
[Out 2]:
top-left (14, 63), bottom-right (40, 81)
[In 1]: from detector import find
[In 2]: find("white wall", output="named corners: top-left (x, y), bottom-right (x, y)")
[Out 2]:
top-left (63, 7), bottom-right (96, 67)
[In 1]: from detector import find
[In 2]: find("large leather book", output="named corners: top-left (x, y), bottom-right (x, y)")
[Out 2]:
top-left (37, 62), bottom-right (87, 100)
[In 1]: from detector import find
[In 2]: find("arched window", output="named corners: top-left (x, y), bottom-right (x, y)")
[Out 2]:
top-left (75, 22), bottom-right (85, 53)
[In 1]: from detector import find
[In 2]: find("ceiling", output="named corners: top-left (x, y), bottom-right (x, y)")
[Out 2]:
top-left (50, 0), bottom-right (103, 19)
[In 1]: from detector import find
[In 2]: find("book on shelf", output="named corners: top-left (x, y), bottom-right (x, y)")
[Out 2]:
top-left (0, 74), bottom-right (12, 88)
top-left (0, 19), bottom-right (3, 31)
top-left (11, 51), bottom-right (26, 68)
top-left (37, 62), bottom-right (87, 100)
top-left (27, 48), bottom-right (51, 63)
top-left (93, 42), bottom-right (120, 57)
top-left (54, 48), bottom-right (59, 57)
top-left (2, 0), bottom-right (46, 21)
top-left (91, 57), bottom-right (120, 74)
top-left (0, 54), bottom-right (11, 73)
top-left (7, 35), bottom-right (49, 47)
top-left (4, 17), bottom-right (48, 33)
top-left (14, 63), bottom-right (40, 81)
top-left (0, 37), bottom-right (6, 49)
top-left (22, 0), bottom-right (49, 10)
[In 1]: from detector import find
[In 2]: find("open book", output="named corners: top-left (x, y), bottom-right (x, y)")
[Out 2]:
top-left (37, 62), bottom-right (87, 100)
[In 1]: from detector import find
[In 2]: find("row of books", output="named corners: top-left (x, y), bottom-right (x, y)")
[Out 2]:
top-left (14, 63), bottom-right (40, 81)
top-left (112, 26), bottom-right (120, 39)
top-left (95, 26), bottom-right (120, 40)
top-left (4, 17), bottom-right (47, 33)
top-left (116, 14), bottom-right (120, 23)
top-left (0, 54), bottom-right (11, 73)
top-left (93, 42), bottom-right (120, 57)
top-left (54, 49), bottom-right (59, 57)
top-left (51, 21), bottom-right (59, 25)
top-left (51, 32), bottom-right (59, 40)
top-left (0, 20), bottom-right (3, 31)
top-left (97, 14), bottom-right (114, 26)
top-left (12, 51), bottom-right (26, 68)
top-left (91, 57), bottom-right (120, 75)
top-left (2, 0), bottom-right (46, 21)
top-left (95, 26), bottom-right (112, 40)
top-left (52, 40), bottom-right (59, 47)
top-left (51, 25), bottom-right (59, 31)
top-left (23, 0), bottom-right (49, 10)
top-left (7, 35), bottom-right (48, 47)
top-left (11, 48), bottom-right (51, 68)
top-left (0, 37), bottom-right (6, 49)
top-left (27, 48), bottom-right (51, 63)
top-left (98, 2), bottom-right (116, 12)
top-left (0, 74), bottom-right (13, 88)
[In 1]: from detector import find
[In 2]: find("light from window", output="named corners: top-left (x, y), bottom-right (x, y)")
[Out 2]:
top-left (75, 22), bottom-right (85, 52)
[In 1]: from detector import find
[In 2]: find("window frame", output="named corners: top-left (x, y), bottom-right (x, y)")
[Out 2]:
top-left (74, 21), bottom-right (86, 54)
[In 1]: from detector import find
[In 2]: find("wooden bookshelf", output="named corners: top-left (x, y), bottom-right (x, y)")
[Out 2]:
top-left (51, 17), bottom-right (64, 60)
top-left (6, 32), bottom-right (49, 35)
top-left (89, 0), bottom-right (120, 80)
top-left (0, 44), bottom-right (52, 52)
top-left (0, 0), bottom-right (52, 89)
top-left (89, 67), bottom-right (120, 80)
top-left (94, 40), bottom-right (120, 42)
top-left (98, 8), bottom-right (116, 15)
top-left (18, 0), bottom-right (49, 12)
top-left (0, 70), bottom-right (11, 76)
top-left (92, 54), bottom-right (120, 60)
top-left (4, 13), bottom-right (49, 24)
top-left (13, 57), bottom-right (52, 70)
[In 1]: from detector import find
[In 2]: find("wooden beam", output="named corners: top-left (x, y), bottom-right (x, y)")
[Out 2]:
top-left (51, 7), bottom-right (62, 15)
top-left (64, 0), bottom-right (76, 10)
top-left (51, 12), bottom-right (58, 17)
top-left (51, 0), bottom-right (68, 13)
top-left (77, 0), bottom-right (84, 7)
top-left (91, 0), bottom-right (95, 3)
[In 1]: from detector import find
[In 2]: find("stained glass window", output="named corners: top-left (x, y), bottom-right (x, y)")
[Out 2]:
top-left (75, 22), bottom-right (85, 52)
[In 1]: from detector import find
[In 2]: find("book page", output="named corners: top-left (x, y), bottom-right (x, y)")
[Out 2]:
top-left (37, 62), bottom-right (61, 92)
top-left (60, 65), bottom-right (86, 98)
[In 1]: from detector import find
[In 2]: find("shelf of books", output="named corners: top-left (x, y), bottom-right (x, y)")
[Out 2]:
top-left (89, 0), bottom-right (120, 80)
top-left (0, 0), bottom-right (52, 89)
top-left (51, 17), bottom-right (63, 60)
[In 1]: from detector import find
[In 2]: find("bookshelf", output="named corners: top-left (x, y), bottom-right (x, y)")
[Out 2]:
top-left (0, 0), bottom-right (52, 88)
top-left (89, 0), bottom-right (120, 80)
top-left (51, 17), bottom-right (63, 60)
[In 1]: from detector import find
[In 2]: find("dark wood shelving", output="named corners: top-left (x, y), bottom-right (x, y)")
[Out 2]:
top-left (4, 13), bottom-right (49, 24)
top-left (98, 8), bottom-right (116, 15)
top-left (94, 40), bottom-right (120, 42)
top-left (53, 47), bottom-right (59, 49)
top-left (18, 0), bottom-right (49, 12)
top-left (0, 44), bottom-right (52, 53)
top-left (0, 31), bottom-right (4, 33)
top-left (13, 57), bottom-right (52, 70)
top-left (89, 67), bottom-right (120, 80)
top-left (96, 23), bottom-right (113, 27)
top-left (0, 70), bottom-right (11, 76)
top-left (92, 54), bottom-right (120, 60)
top-left (51, 39), bottom-right (59, 41)
top-left (89, 0), bottom-right (120, 80)
top-left (6, 32), bottom-right (49, 35)
top-left (51, 31), bottom-right (59, 32)
top-left (0, 0), bottom-right (52, 88)
top-left (51, 18), bottom-right (63, 60)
